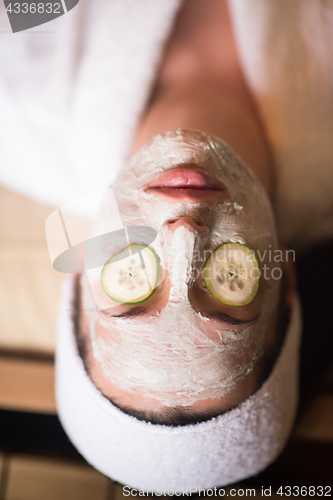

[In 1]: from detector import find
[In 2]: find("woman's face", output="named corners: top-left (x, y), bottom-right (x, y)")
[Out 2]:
top-left (81, 130), bottom-right (281, 411)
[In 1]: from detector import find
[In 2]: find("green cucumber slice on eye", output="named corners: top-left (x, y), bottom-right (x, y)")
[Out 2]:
top-left (101, 244), bottom-right (160, 305)
top-left (203, 243), bottom-right (259, 307)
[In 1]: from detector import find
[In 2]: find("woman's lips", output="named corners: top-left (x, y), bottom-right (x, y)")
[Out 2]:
top-left (146, 167), bottom-right (229, 203)
top-left (148, 167), bottom-right (224, 190)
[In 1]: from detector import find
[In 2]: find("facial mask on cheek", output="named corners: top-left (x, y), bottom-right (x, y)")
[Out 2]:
top-left (91, 221), bottom-right (278, 407)
top-left (85, 130), bottom-right (280, 406)
top-left (93, 288), bottom-right (276, 407)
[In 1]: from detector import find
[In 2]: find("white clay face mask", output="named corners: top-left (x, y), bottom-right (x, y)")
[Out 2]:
top-left (82, 129), bottom-right (281, 407)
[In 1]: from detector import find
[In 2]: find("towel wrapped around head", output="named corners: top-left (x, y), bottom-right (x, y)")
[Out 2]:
top-left (55, 277), bottom-right (301, 491)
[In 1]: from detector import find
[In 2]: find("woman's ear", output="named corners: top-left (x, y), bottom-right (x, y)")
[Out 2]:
top-left (280, 246), bottom-right (297, 308)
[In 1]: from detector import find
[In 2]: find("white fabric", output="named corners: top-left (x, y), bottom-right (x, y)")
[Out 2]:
top-left (56, 278), bottom-right (302, 491)
top-left (0, 0), bottom-right (181, 210)
top-left (1, 0), bottom-right (333, 246)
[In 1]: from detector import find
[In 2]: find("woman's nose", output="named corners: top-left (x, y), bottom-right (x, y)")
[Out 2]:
top-left (164, 217), bottom-right (208, 234)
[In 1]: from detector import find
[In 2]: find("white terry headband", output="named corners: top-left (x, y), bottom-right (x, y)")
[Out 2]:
top-left (55, 278), bottom-right (302, 492)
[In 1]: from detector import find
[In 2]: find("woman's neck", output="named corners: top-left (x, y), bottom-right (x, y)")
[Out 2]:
top-left (131, 0), bottom-right (275, 200)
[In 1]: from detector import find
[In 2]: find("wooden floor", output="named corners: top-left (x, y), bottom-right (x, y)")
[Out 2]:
top-left (1, 450), bottom-right (331, 500)
top-left (0, 366), bottom-right (332, 500)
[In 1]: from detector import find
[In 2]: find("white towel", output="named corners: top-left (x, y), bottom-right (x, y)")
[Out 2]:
top-left (0, 0), bottom-right (181, 209)
top-left (55, 277), bottom-right (302, 491)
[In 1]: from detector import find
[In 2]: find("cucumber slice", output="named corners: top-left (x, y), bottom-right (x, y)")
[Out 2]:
top-left (203, 243), bottom-right (259, 307)
top-left (101, 244), bottom-right (159, 305)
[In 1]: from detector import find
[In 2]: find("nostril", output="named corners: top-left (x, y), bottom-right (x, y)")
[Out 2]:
top-left (167, 218), bottom-right (205, 226)
top-left (165, 217), bottom-right (209, 234)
